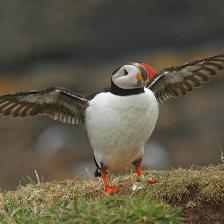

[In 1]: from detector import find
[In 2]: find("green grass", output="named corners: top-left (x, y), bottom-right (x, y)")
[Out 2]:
top-left (0, 165), bottom-right (223, 224)
top-left (0, 192), bottom-right (182, 224)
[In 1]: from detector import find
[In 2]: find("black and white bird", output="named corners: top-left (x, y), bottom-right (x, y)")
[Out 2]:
top-left (0, 54), bottom-right (223, 193)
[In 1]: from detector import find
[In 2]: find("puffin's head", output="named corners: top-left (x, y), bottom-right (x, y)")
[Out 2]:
top-left (111, 63), bottom-right (156, 89)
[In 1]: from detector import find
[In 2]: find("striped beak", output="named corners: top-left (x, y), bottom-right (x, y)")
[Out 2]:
top-left (134, 63), bottom-right (156, 82)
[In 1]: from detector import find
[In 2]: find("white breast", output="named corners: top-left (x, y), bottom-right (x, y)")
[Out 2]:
top-left (85, 88), bottom-right (159, 171)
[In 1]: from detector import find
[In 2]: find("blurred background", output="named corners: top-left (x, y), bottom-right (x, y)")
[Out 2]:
top-left (0, 0), bottom-right (224, 190)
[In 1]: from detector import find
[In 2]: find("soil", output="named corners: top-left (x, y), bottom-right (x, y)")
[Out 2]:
top-left (179, 184), bottom-right (224, 223)
top-left (181, 204), bottom-right (224, 224)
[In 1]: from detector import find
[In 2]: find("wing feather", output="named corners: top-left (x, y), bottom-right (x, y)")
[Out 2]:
top-left (0, 87), bottom-right (88, 125)
top-left (147, 54), bottom-right (224, 104)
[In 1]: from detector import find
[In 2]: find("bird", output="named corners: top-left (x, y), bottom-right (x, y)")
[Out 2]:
top-left (0, 54), bottom-right (223, 193)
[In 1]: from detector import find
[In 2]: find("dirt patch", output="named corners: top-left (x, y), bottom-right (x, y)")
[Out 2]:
top-left (181, 204), bottom-right (224, 224)
top-left (177, 184), bottom-right (224, 223)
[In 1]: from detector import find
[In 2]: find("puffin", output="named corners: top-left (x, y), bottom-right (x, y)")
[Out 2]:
top-left (0, 54), bottom-right (223, 193)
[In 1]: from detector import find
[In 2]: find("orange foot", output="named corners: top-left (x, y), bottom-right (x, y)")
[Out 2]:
top-left (147, 179), bottom-right (158, 184)
top-left (104, 185), bottom-right (120, 194)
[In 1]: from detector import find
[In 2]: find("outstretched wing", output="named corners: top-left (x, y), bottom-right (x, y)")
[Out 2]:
top-left (147, 54), bottom-right (224, 104)
top-left (0, 87), bottom-right (88, 125)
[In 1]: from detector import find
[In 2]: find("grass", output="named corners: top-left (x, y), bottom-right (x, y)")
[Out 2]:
top-left (0, 165), bottom-right (223, 223)
top-left (0, 192), bottom-right (182, 224)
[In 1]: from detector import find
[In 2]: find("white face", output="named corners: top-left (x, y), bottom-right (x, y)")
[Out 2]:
top-left (112, 64), bottom-right (145, 89)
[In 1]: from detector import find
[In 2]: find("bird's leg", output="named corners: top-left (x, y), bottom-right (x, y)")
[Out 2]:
top-left (101, 170), bottom-right (119, 194)
top-left (133, 159), bottom-right (158, 184)
top-left (135, 164), bottom-right (142, 177)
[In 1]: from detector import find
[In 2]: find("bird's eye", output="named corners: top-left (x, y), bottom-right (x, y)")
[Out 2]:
top-left (124, 69), bottom-right (128, 75)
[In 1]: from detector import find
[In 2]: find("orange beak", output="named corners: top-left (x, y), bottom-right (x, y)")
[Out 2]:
top-left (136, 72), bottom-right (143, 81)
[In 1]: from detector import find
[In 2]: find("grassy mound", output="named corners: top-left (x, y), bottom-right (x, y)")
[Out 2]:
top-left (0, 165), bottom-right (223, 223)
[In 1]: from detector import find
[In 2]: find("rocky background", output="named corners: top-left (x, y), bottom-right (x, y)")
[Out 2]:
top-left (0, 0), bottom-right (224, 190)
